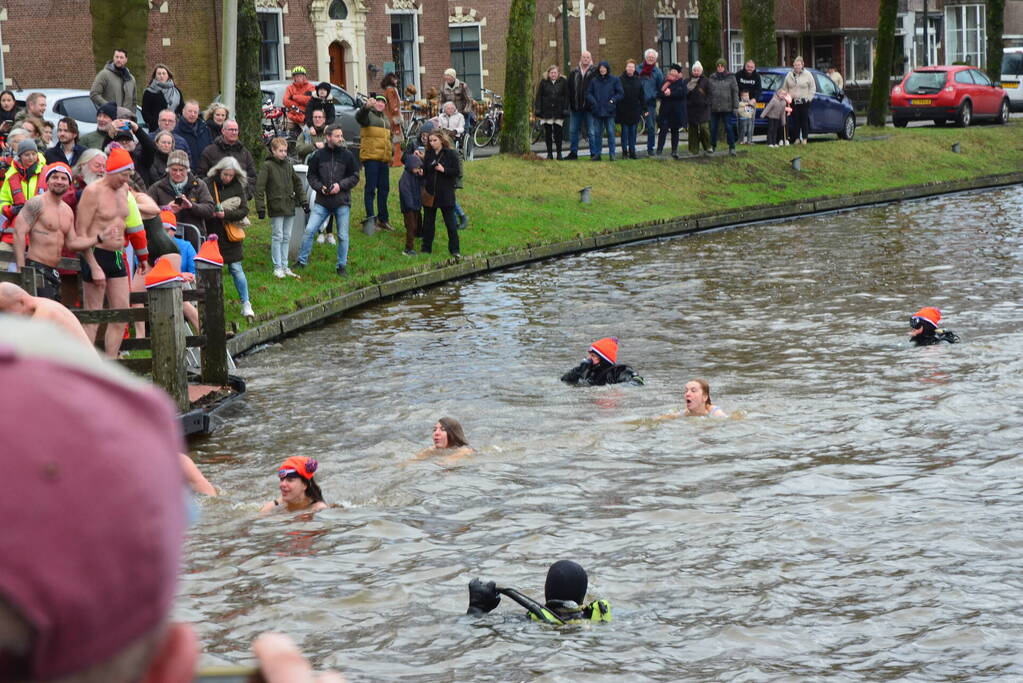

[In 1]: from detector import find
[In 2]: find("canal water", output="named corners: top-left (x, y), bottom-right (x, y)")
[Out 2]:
top-left (183, 187), bottom-right (1023, 680)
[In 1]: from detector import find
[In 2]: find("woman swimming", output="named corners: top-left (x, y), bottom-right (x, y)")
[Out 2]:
top-left (660, 379), bottom-right (727, 419)
top-left (260, 456), bottom-right (327, 514)
top-left (414, 417), bottom-right (475, 461)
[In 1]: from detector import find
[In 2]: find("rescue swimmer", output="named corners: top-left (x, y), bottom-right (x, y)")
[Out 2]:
top-left (466, 560), bottom-right (611, 625)
top-left (909, 307), bottom-right (960, 346)
top-left (560, 337), bottom-right (644, 386)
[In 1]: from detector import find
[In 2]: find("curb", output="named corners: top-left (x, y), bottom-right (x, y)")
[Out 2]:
top-left (228, 170), bottom-right (1023, 357)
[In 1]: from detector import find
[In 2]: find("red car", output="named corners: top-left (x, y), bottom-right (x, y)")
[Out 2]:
top-left (890, 65), bottom-right (1009, 128)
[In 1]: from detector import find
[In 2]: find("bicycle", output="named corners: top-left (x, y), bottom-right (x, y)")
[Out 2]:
top-left (401, 100), bottom-right (430, 143)
top-left (472, 88), bottom-right (503, 148)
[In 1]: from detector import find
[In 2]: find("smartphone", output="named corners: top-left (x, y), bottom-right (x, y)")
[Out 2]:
top-left (195, 665), bottom-right (265, 682)
top-left (173, 195), bottom-right (185, 205)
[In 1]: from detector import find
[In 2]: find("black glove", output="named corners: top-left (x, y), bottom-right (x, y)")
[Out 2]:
top-left (257, 210), bottom-right (266, 220)
top-left (467, 578), bottom-right (501, 615)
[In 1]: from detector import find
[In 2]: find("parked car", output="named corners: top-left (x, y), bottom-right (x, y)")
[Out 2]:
top-left (999, 47), bottom-right (1023, 111)
top-left (218, 80), bottom-right (363, 144)
top-left (753, 67), bottom-right (857, 141)
top-left (890, 65), bottom-right (1009, 127)
top-left (11, 88), bottom-right (144, 138)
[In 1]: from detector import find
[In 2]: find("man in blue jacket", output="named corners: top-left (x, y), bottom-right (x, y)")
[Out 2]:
top-left (637, 49), bottom-right (664, 157)
top-left (173, 100), bottom-right (212, 170)
top-left (585, 61), bottom-right (624, 161)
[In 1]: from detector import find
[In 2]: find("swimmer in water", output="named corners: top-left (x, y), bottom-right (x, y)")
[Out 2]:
top-left (259, 456), bottom-right (327, 514)
top-left (414, 417), bottom-right (474, 462)
top-left (466, 559), bottom-right (611, 624)
top-left (661, 378), bottom-right (727, 418)
top-left (909, 306), bottom-right (960, 346)
top-left (560, 337), bottom-right (644, 386)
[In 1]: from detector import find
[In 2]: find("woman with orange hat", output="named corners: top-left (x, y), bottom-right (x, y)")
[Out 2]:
top-left (560, 337), bottom-right (644, 386)
top-left (413, 417), bottom-right (474, 462)
top-left (909, 307), bottom-right (960, 346)
top-left (260, 456), bottom-right (327, 514)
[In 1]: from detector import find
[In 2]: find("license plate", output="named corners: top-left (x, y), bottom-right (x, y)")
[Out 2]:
top-left (756, 102), bottom-right (766, 109)
top-left (1002, 82), bottom-right (1018, 89)
top-left (911, 99), bottom-right (932, 105)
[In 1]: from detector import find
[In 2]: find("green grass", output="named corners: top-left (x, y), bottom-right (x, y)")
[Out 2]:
top-left (229, 123), bottom-right (1023, 328)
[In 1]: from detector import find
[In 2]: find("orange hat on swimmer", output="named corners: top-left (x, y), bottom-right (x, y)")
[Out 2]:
top-left (590, 337), bottom-right (619, 364)
top-left (160, 210), bottom-right (177, 231)
top-left (106, 147), bottom-right (134, 175)
top-left (911, 306), bottom-right (941, 329)
top-left (278, 456), bottom-right (318, 480)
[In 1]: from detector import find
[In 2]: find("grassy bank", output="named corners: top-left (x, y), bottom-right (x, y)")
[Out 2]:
top-left (230, 123), bottom-right (1023, 328)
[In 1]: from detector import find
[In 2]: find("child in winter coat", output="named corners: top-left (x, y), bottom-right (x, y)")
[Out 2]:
top-left (303, 82), bottom-right (336, 127)
top-left (762, 90), bottom-right (792, 148)
top-left (255, 137), bottom-right (308, 278)
top-left (738, 91), bottom-right (756, 145)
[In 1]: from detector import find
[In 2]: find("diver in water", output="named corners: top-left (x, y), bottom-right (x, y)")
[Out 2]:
top-left (560, 337), bottom-right (644, 386)
top-left (909, 307), bottom-right (960, 346)
top-left (467, 560), bottom-right (611, 624)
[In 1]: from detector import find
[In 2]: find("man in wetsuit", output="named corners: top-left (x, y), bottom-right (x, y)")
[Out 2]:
top-left (909, 306), bottom-right (960, 346)
top-left (76, 147), bottom-right (148, 357)
top-left (467, 560), bottom-right (611, 624)
top-left (11, 163), bottom-right (118, 302)
top-left (561, 336), bottom-right (644, 386)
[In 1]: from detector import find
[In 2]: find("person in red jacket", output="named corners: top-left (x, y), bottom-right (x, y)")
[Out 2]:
top-left (283, 65), bottom-right (314, 135)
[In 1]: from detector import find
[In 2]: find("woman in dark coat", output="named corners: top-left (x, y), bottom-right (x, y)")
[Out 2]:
top-left (203, 156), bottom-right (255, 318)
top-left (656, 63), bottom-right (688, 158)
top-left (684, 61), bottom-right (712, 155)
top-left (616, 60), bottom-right (646, 159)
top-left (534, 65), bottom-right (570, 159)
top-left (141, 64), bottom-right (184, 132)
top-left (421, 131), bottom-right (461, 257)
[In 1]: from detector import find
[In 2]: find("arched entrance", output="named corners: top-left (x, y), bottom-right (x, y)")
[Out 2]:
top-left (329, 41), bottom-right (347, 89)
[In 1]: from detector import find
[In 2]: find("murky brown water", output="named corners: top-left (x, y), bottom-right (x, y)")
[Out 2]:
top-left (183, 187), bottom-right (1023, 680)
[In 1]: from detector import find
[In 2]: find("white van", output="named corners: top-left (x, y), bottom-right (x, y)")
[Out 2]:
top-left (1000, 47), bottom-right (1023, 110)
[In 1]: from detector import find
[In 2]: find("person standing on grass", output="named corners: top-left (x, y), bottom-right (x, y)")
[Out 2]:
top-left (566, 51), bottom-right (597, 160)
top-left (420, 132), bottom-right (461, 258)
top-left (656, 63), bottom-right (687, 158)
top-left (585, 61), bottom-right (623, 161)
top-left (255, 137), bottom-right (308, 280)
top-left (534, 64), bottom-right (570, 160)
top-left (783, 56), bottom-right (815, 145)
top-left (356, 95), bottom-right (394, 232)
top-left (708, 59), bottom-right (739, 156)
top-left (398, 143), bottom-right (425, 256)
top-left (617, 60), bottom-right (646, 160)
top-left (685, 62), bottom-right (712, 155)
top-left (637, 48), bottom-right (664, 157)
top-left (204, 156), bottom-right (254, 319)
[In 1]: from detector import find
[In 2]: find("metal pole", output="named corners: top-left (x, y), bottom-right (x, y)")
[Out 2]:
top-left (725, 0), bottom-right (731, 68)
top-left (923, 0), bottom-right (929, 66)
top-left (579, 0), bottom-right (587, 53)
top-left (222, 0), bottom-right (238, 115)
top-left (563, 0), bottom-right (571, 75)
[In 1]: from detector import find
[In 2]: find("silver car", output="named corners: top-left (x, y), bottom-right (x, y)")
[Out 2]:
top-left (11, 88), bottom-right (143, 138)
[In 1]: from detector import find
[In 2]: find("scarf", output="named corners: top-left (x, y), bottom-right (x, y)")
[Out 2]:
top-left (687, 75), bottom-right (702, 93)
top-left (147, 78), bottom-right (180, 113)
top-left (640, 62), bottom-right (655, 78)
top-left (169, 176), bottom-right (189, 196)
top-left (662, 71), bottom-right (680, 94)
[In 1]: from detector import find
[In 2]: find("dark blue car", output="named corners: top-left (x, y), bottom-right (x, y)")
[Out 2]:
top-left (753, 67), bottom-right (856, 140)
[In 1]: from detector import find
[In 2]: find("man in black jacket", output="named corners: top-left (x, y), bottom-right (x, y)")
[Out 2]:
top-left (295, 124), bottom-right (360, 275)
top-left (735, 60), bottom-right (762, 102)
top-left (561, 336), bottom-right (644, 386)
top-left (566, 51), bottom-right (597, 160)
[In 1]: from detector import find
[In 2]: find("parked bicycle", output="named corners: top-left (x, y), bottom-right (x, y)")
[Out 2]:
top-left (472, 88), bottom-right (503, 148)
top-left (402, 100), bottom-right (430, 144)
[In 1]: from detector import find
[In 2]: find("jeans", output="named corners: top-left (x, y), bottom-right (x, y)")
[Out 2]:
top-left (362, 160), bottom-right (390, 222)
top-left (569, 110), bottom-right (590, 155)
top-left (589, 116), bottom-right (616, 158)
top-left (643, 103), bottom-right (657, 151)
top-left (738, 118), bottom-right (754, 144)
top-left (422, 205), bottom-right (460, 255)
top-left (709, 111), bottom-right (737, 151)
top-left (298, 203), bottom-right (351, 267)
top-left (620, 124), bottom-right (638, 155)
top-left (454, 200), bottom-right (466, 221)
top-left (269, 215), bottom-right (294, 269)
top-left (227, 261), bottom-right (249, 304)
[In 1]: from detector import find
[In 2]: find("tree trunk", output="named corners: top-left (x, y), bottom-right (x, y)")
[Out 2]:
top-left (698, 0), bottom-right (722, 69)
top-left (987, 0), bottom-right (1006, 83)
top-left (500, 0), bottom-right (538, 155)
top-left (236, 0), bottom-right (265, 167)
top-left (867, 0), bottom-right (898, 127)
top-left (741, 0), bottom-right (776, 66)
top-left (90, 0), bottom-right (149, 103)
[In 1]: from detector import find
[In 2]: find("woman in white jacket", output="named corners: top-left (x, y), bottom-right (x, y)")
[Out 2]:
top-left (783, 56), bottom-right (816, 145)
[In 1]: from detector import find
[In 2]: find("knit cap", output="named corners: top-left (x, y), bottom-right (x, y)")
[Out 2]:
top-left (106, 147), bottom-right (134, 174)
top-left (17, 138), bottom-right (37, 156)
top-left (278, 456), bottom-right (318, 480)
top-left (160, 209), bottom-right (177, 231)
top-left (589, 337), bottom-right (619, 365)
top-left (97, 102), bottom-right (118, 120)
top-left (167, 149), bottom-right (190, 169)
top-left (912, 306), bottom-right (941, 328)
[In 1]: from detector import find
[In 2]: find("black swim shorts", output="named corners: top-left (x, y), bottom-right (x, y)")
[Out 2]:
top-left (80, 247), bottom-right (127, 282)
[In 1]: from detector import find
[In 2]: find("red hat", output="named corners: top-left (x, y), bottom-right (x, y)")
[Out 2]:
top-left (278, 455), bottom-right (318, 480)
top-left (195, 234), bottom-right (224, 266)
top-left (144, 258), bottom-right (185, 289)
top-left (0, 318), bottom-right (186, 679)
top-left (160, 209), bottom-right (177, 231)
top-left (105, 147), bottom-right (135, 174)
top-left (590, 337), bottom-right (619, 364)
top-left (42, 161), bottom-right (73, 184)
top-left (912, 307), bottom-right (941, 328)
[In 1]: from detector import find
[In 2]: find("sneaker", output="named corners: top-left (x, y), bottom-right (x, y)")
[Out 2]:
top-left (458, 214), bottom-right (469, 230)
top-left (729, 148), bottom-right (737, 156)
top-left (402, 249), bottom-right (416, 256)
top-left (291, 261), bottom-right (306, 270)
top-left (326, 233), bottom-right (337, 245)
top-left (241, 301), bottom-right (255, 319)
top-left (316, 233), bottom-right (326, 244)
top-left (284, 267), bottom-right (300, 278)
top-left (273, 268), bottom-right (286, 279)
top-left (565, 152), bottom-right (578, 160)
top-left (336, 265), bottom-right (348, 276)
top-left (452, 253), bottom-right (462, 261)
top-left (378, 221), bottom-right (395, 232)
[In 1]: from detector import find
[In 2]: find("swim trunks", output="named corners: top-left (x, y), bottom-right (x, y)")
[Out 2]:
top-left (25, 258), bottom-right (62, 302)
top-left (80, 247), bottom-right (127, 282)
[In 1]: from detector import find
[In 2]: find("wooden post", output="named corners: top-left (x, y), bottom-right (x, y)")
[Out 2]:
top-left (196, 262), bottom-right (229, 386)
top-left (148, 282), bottom-right (189, 410)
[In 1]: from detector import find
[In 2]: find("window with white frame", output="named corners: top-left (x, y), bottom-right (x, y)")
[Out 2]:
top-left (657, 17), bottom-right (676, 68)
top-left (730, 36), bottom-right (743, 71)
top-left (449, 25), bottom-right (483, 96)
top-left (257, 10), bottom-right (285, 81)
top-left (845, 35), bottom-right (874, 83)
top-left (391, 12), bottom-right (419, 93)
top-left (946, 4), bottom-right (985, 67)
top-left (914, 13), bottom-right (941, 67)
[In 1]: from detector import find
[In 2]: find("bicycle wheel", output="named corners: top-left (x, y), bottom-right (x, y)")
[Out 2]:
top-left (460, 131), bottom-right (475, 161)
top-left (531, 120), bottom-right (543, 144)
top-left (473, 118), bottom-right (495, 147)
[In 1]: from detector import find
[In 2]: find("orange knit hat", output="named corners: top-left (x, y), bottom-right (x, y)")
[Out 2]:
top-left (912, 307), bottom-right (941, 328)
top-left (278, 456), bottom-right (318, 480)
top-left (589, 337), bottom-right (619, 364)
top-left (144, 259), bottom-right (184, 289)
top-left (195, 234), bottom-right (224, 266)
top-left (160, 210), bottom-right (177, 231)
top-left (106, 147), bottom-right (135, 174)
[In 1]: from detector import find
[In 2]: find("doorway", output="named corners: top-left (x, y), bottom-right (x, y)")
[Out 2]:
top-left (329, 41), bottom-right (347, 88)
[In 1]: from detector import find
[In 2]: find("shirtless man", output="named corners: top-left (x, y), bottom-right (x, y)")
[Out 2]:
top-left (75, 148), bottom-right (148, 357)
top-left (0, 282), bottom-right (93, 349)
top-left (11, 163), bottom-right (118, 302)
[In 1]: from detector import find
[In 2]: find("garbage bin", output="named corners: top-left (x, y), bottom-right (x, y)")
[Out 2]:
top-left (288, 164), bottom-right (309, 262)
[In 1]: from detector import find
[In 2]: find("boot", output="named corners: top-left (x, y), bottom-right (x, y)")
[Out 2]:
top-left (543, 124), bottom-right (554, 159)
top-left (553, 125), bottom-right (564, 159)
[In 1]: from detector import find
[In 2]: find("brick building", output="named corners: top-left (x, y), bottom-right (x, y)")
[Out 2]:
top-left (0, 0), bottom-right (1020, 107)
